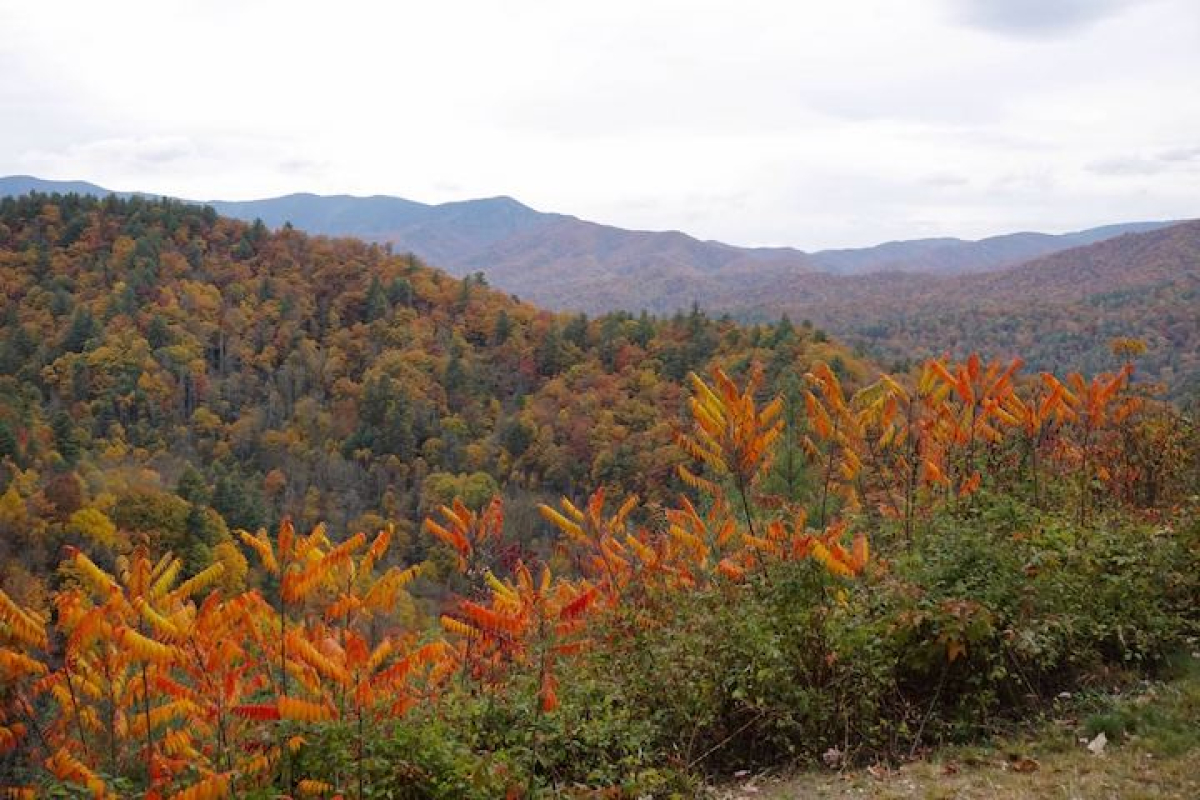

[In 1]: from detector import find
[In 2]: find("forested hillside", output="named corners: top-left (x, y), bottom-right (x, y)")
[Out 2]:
top-left (0, 192), bottom-right (862, 595)
top-left (734, 221), bottom-right (1200, 397)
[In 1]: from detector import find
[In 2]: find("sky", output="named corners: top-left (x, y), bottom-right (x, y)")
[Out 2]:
top-left (1, 0), bottom-right (1198, 250)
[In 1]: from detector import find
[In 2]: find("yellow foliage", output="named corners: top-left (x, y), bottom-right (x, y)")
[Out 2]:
top-left (0, 588), bottom-right (47, 649)
top-left (171, 562), bottom-right (226, 602)
top-left (209, 541), bottom-right (248, 595)
top-left (0, 486), bottom-right (27, 528)
top-left (297, 779), bottom-right (335, 796)
top-left (167, 772), bottom-right (231, 800)
top-left (66, 508), bottom-right (118, 549)
top-left (117, 626), bottom-right (178, 663)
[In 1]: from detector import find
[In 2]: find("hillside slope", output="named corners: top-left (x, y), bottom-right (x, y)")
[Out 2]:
top-left (742, 221), bottom-right (1200, 394)
top-left (0, 191), bottom-right (866, 583)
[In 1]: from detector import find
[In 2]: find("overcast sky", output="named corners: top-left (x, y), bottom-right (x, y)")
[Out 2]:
top-left (2, 0), bottom-right (1198, 249)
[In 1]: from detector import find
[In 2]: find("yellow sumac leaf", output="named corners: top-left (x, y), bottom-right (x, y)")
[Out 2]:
top-left (368, 639), bottom-right (394, 672)
top-left (239, 530), bottom-right (278, 574)
top-left (297, 780), bottom-right (334, 796)
top-left (162, 729), bottom-right (198, 758)
top-left (811, 542), bottom-right (853, 578)
top-left (423, 519), bottom-right (469, 560)
top-left (118, 627), bottom-right (177, 663)
top-left (65, 548), bottom-right (118, 595)
top-left (0, 589), bottom-right (47, 650)
top-left (624, 534), bottom-right (656, 566)
top-left (134, 598), bottom-right (180, 640)
top-left (150, 557), bottom-right (182, 598)
top-left (171, 562), bottom-right (226, 601)
top-left (286, 632), bottom-right (349, 684)
top-left (484, 570), bottom-right (517, 602)
top-left (167, 771), bottom-right (231, 800)
top-left (537, 505), bottom-right (585, 541)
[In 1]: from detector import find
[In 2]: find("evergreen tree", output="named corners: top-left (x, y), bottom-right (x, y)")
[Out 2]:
top-left (0, 420), bottom-right (18, 464)
top-left (386, 277), bottom-right (413, 307)
top-left (492, 309), bottom-right (512, 345)
top-left (51, 411), bottom-right (82, 466)
top-left (365, 275), bottom-right (388, 321)
top-left (62, 308), bottom-right (96, 353)
top-left (176, 464), bottom-right (210, 505)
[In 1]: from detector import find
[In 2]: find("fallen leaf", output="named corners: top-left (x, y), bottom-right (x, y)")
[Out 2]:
top-left (1011, 756), bottom-right (1040, 773)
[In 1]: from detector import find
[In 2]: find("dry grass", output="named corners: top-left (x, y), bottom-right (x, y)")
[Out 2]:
top-left (725, 747), bottom-right (1200, 799)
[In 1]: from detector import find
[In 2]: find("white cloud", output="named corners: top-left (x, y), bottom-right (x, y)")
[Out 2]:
top-left (1087, 156), bottom-right (1168, 176)
top-left (0, 0), bottom-right (1197, 249)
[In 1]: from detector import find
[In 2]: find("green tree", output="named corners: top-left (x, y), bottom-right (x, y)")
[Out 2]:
top-left (51, 411), bottom-right (82, 465)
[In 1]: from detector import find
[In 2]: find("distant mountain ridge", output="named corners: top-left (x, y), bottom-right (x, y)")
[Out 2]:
top-left (0, 175), bottom-right (1177, 313)
top-left (0, 175), bottom-right (125, 197)
top-left (806, 221), bottom-right (1173, 275)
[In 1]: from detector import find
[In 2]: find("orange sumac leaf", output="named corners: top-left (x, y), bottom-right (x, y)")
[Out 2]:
top-left (459, 601), bottom-right (523, 636)
top-left (278, 696), bottom-right (336, 722)
top-left (167, 772), bottom-right (231, 800)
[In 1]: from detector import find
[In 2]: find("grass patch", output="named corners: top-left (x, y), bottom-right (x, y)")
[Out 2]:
top-left (734, 650), bottom-right (1200, 799)
top-left (1082, 651), bottom-right (1200, 758)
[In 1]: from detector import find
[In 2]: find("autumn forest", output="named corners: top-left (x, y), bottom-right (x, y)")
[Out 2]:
top-left (1, 194), bottom-right (1199, 798)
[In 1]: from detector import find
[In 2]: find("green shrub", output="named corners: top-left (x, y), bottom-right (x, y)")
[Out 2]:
top-left (575, 561), bottom-right (896, 773)
top-left (286, 716), bottom-right (518, 800)
top-left (880, 492), bottom-right (1200, 743)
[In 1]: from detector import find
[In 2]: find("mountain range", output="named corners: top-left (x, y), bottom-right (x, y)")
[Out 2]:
top-left (3, 174), bottom-right (1197, 395)
top-left (0, 175), bottom-right (1174, 313)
